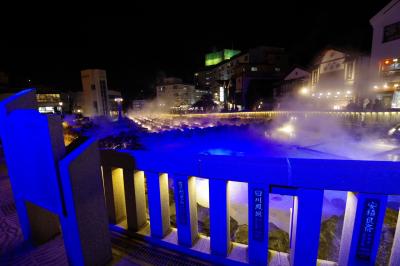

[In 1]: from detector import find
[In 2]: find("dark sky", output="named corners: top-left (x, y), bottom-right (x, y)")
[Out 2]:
top-left (0, 1), bottom-right (392, 101)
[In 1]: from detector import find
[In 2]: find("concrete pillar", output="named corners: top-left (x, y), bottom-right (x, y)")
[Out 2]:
top-left (173, 175), bottom-right (198, 247)
top-left (339, 192), bottom-right (387, 266)
top-left (102, 166), bottom-right (118, 224)
top-left (112, 168), bottom-right (126, 223)
top-left (147, 172), bottom-right (170, 238)
top-left (209, 179), bottom-right (231, 256)
top-left (290, 188), bottom-right (324, 266)
top-left (59, 139), bottom-right (112, 266)
top-left (123, 170), bottom-right (147, 232)
top-left (389, 209), bottom-right (400, 266)
top-left (248, 183), bottom-right (269, 265)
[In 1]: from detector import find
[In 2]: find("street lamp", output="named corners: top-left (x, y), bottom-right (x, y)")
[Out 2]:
top-left (58, 102), bottom-right (63, 116)
top-left (114, 97), bottom-right (123, 120)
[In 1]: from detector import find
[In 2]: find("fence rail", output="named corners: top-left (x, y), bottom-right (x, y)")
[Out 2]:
top-left (100, 149), bottom-right (400, 266)
top-left (157, 111), bottom-right (400, 125)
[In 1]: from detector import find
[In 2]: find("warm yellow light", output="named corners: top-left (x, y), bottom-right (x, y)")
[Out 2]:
top-left (195, 177), bottom-right (209, 207)
top-left (299, 87), bottom-right (309, 95)
top-left (277, 123), bottom-right (294, 135)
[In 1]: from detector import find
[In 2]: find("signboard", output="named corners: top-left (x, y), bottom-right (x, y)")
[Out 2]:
top-left (177, 180), bottom-right (187, 225)
top-left (356, 199), bottom-right (380, 260)
top-left (252, 188), bottom-right (265, 241)
top-left (205, 49), bottom-right (241, 66)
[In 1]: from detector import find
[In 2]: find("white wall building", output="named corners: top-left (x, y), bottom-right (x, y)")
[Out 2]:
top-left (309, 49), bottom-right (369, 110)
top-left (370, 0), bottom-right (400, 108)
top-left (156, 77), bottom-right (205, 111)
top-left (80, 69), bottom-right (110, 117)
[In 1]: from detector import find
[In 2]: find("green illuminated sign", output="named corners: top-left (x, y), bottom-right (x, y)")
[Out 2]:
top-left (205, 49), bottom-right (240, 66)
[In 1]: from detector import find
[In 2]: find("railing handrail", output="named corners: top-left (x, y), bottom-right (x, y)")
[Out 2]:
top-left (102, 149), bottom-right (400, 195)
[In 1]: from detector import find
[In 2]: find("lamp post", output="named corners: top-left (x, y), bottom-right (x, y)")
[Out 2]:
top-left (114, 97), bottom-right (123, 120)
top-left (58, 102), bottom-right (63, 116)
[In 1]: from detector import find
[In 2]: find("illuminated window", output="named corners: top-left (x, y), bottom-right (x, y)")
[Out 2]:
top-left (36, 94), bottom-right (61, 103)
top-left (251, 67), bottom-right (258, 72)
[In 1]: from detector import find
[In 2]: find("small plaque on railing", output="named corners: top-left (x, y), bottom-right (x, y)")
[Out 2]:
top-left (252, 188), bottom-right (265, 241)
top-left (356, 198), bottom-right (380, 261)
top-left (177, 180), bottom-right (187, 225)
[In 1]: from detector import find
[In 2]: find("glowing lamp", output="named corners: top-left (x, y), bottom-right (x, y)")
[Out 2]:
top-left (114, 97), bottom-right (123, 103)
top-left (299, 87), bottom-right (309, 95)
top-left (384, 60), bottom-right (391, 65)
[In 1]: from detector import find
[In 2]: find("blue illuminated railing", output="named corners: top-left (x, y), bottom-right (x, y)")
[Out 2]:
top-left (100, 149), bottom-right (400, 266)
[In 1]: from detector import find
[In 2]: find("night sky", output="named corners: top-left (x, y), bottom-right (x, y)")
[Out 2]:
top-left (0, 1), bottom-right (392, 101)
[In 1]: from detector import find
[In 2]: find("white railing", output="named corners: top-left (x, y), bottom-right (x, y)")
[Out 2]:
top-left (100, 149), bottom-right (400, 266)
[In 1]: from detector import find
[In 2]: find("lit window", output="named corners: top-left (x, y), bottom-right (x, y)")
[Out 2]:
top-left (251, 67), bottom-right (258, 72)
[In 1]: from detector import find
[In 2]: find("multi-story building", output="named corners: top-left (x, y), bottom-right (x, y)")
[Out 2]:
top-left (156, 77), bottom-right (206, 112)
top-left (275, 67), bottom-right (310, 109)
top-left (35, 88), bottom-right (72, 114)
top-left (370, 0), bottom-right (400, 109)
top-left (108, 89), bottom-right (123, 117)
top-left (131, 100), bottom-right (148, 112)
top-left (0, 86), bottom-right (72, 114)
top-left (195, 46), bottom-right (288, 110)
top-left (80, 69), bottom-right (110, 117)
top-left (309, 48), bottom-right (369, 110)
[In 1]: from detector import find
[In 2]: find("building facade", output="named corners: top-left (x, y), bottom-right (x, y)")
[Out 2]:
top-left (80, 69), bottom-right (110, 117)
top-left (35, 89), bottom-right (71, 114)
top-left (370, 0), bottom-right (400, 109)
top-left (275, 67), bottom-right (310, 109)
top-left (308, 49), bottom-right (369, 110)
top-left (108, 89), bottom-right (123, 117)
top-left (156, 77), bottom-right (205, 112)
top-left (0, 87), bottom-right (72, 114)
top-left (195, 46), bottom-right (288, 110)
